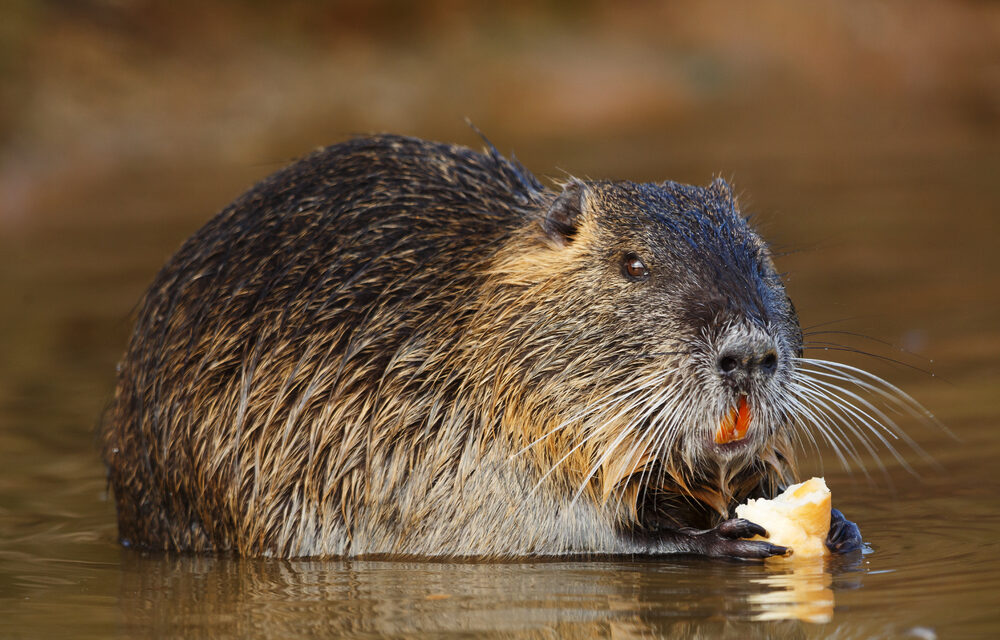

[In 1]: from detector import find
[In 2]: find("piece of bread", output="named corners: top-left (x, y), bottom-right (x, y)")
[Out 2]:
top-left (735, 477), bottom-right (832, 559)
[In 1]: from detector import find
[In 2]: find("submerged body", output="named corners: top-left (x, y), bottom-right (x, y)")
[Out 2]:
top-left (103, 135), bottom-right (860, 558)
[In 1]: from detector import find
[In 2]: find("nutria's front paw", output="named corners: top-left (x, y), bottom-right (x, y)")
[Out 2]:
top-left (680, 518), bottom-right (791, 559)
top-left (826, 508), bottom-right (862, 553)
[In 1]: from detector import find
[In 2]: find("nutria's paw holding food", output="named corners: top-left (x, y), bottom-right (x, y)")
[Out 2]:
top-left (679, 519), bottom-right (791, 559)
top-left (826, 508), bottom-right (862, 554)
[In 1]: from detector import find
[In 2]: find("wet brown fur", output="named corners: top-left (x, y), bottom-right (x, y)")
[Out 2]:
top-left (102, 135), bottom-right (800, 557)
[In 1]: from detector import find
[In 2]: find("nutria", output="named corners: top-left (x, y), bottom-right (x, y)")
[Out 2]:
top-left (102, 134), bottom-right (864, 558)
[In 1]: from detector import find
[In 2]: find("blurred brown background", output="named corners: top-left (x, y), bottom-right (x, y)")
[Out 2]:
top-left (3, 0), bottom-right (997, 213)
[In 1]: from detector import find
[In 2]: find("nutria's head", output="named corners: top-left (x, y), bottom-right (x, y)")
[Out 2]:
top-left (480, 177), bottom-right (802, 524)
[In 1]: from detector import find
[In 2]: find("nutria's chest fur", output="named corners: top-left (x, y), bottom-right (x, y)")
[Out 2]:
top-left (102, 134), bottom-right (804, 558)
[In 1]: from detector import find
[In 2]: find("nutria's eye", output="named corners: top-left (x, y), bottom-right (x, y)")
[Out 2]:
top-left (622, 253), bottom-right (650, 281)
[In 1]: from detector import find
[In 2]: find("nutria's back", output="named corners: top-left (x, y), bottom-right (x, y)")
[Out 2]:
top-left (103, 134), bottom-right (805, 557)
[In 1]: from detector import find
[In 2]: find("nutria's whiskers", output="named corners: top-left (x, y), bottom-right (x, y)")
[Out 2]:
top-left (606, 380), bottom-right (693, 517)
top-left (788, 376), bottom-right (885, 477)
top-left (788, 356), bottom-right (940, 477)
top-left (524, 367), bottom-right (680, 500)
top-left (569, 373), bottom-right (682, 507)
top-left (511, 364), bottom-right (672, 461)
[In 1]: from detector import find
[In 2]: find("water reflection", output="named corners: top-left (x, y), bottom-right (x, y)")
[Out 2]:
top-left (749, 561), bottom-right (835, 624)
top-left (746, 549), bottom-right (867, 624)
top-left (113, 552), bottom-right (871, 637)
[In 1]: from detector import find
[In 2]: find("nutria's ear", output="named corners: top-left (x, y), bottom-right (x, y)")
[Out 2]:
top-left (542, 179), bottom-right (588, 246)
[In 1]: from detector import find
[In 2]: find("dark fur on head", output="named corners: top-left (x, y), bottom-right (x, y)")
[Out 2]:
top-left (103, 135), bottom-right (835, 557)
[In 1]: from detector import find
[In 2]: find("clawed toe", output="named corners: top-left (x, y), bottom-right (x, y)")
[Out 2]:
top-left (716, 518), bottom-right (768, 540)
top-left (718, 539), bottom-right (791, 559)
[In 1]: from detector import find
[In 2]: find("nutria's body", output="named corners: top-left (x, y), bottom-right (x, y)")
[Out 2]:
top-left (103, 135), bottom-right (861, 558)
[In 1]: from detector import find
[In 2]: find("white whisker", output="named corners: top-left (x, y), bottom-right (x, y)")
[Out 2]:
top-left (791, 379), bottom-right (884, 479)
top-left (787, 381), bottom-right (863, 473)
top-left (510, 368), bottom-right (670, 460)
top-left (796, 360), bottom-right (938, 469)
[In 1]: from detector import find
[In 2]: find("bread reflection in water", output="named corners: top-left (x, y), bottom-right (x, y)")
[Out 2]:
top-left (749, 549), bottom-right (867, 625)
top-left (749, 558), bottom-right (835, 623)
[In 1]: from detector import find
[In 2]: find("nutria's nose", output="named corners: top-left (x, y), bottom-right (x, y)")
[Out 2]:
top-left (717, 340), bottom-right (779, 380)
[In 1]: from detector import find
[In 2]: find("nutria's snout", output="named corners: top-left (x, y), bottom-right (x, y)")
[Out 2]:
top-left (713, 324), bottom-right (788, 394)
top-left (698, 322), bottom-right (795, 455)
top-left (716, 334), bottom-right (780, 385)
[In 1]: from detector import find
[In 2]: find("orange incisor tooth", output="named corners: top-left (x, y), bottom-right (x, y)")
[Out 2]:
top-left (714, 396), bottom-right (752, 444)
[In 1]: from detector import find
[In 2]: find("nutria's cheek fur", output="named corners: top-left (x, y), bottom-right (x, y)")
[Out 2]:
top-left (102, 134), bottom-right (800, 558)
